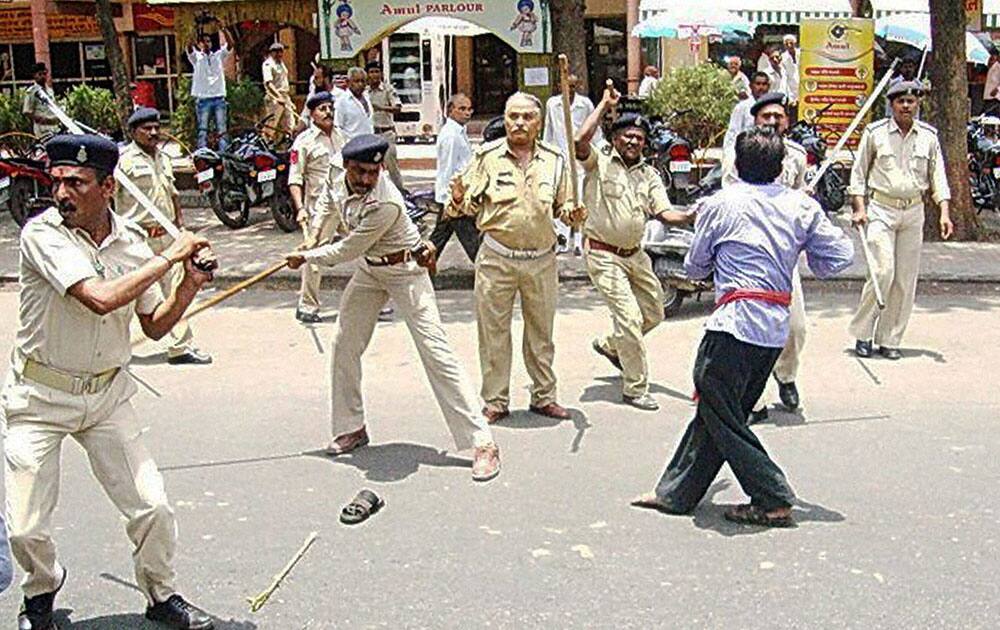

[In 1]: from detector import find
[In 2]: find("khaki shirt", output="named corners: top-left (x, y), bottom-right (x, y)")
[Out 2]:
top-left (114, 142), bottom-right (177, 230)
top-left (305, 169), bottom-right (418, 266)
top-left (446, 138), bottom-right (574, 250)
top-left (262, 57), bottom-right (290, 98)
top-left (288, 125), bottom-right (346, 217)
top-left (722, 138), bottom-right (808, 190)
top-left (22, 83), bottom-right (60, 137)
top-left (367, 82), bottom-right (399, 130)
top-left (581, 141), bottom-right (672, 249)
top-left (848, 117), bottom-right (951, 205)
top-left (11, 207), bottom-right (163, 375)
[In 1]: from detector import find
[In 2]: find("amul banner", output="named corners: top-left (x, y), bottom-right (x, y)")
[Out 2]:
top-left (318, 0), bottom-right (551, 59)
top-left (798, 18), bottom-right (875, 149)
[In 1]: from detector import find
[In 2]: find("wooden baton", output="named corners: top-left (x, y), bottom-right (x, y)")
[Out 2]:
top-left (558, 54), bottom-right (581, 208)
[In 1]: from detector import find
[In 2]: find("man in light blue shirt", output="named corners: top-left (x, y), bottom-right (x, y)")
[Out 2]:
top-left (429, 93), bottom-right (480, 261)
top-left (187, 30), bottom-right (230, 150)
top-left (632, 127), bottom-right (853, 528)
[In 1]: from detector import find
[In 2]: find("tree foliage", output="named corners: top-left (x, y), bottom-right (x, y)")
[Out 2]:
top-left (169, 76), bottom-right (265, 149)
top-left (0, 90), bottom-right (30, 135)
top-left (643, 63), bottom-right (737, 149)
top-left (60, 85), bottom-right (120, 137)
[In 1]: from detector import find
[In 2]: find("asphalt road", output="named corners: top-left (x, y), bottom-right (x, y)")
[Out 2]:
top-left (0, 284), bottom-right (998, 629)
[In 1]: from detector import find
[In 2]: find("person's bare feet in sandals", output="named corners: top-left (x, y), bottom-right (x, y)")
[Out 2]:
top-left (630, 492), bottom-right (686, 515)
top-left (723, 503), bottom-right (795, 528)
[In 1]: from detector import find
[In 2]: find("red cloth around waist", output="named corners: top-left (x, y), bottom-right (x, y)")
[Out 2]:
top-left (714, 288), bottom-right (792, 310)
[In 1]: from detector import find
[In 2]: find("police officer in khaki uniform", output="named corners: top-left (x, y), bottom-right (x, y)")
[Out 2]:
top-left (262, 42), bottom-right (295, 140)
top-left (365, 61), bottom-right (404, 191)
top-left (447, 92), bottom-right (587, 423)
top-left (722, 93), bottom-right (808, 417)
top-left (574, 85), bottom-right (690, 411)
top-left (289, 91), bottom-right (347, 323)
top-left (285, 135), bottom-right (501, 482)
top-left (2, 135), bottom-right (215, 629)
top-left (115, 108), bottom-right (211, 364)
top-left (849, 81), bottom-right (952, 360)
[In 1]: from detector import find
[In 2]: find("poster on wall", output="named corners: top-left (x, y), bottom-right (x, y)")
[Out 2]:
top-left (798, 18), bottom-right (875, 149)
top-left (317, 0), bottom-right (551, 59)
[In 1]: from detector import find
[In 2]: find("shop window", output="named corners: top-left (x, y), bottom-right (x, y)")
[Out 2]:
top-left (12, 44), bottom-right (36, 81)
top-left (50, 43), bottom-right (82, 80)
top-left (83, 43), bottom-right (110, 79)
top-left (133, 34), bottom-right (178, 113)
top-left (388, 33), bottom-right (423, 105)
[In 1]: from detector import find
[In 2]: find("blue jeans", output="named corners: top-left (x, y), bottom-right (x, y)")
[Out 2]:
top-left (195, 96), bottom-right (228, 150)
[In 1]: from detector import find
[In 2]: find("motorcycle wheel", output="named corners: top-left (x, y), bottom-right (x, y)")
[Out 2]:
top-left (660, 281), bottom-right (687, 318)
top-left (270, 187), bottom-right (299, 233)
top-left (211, 185), bottom-right (250, 229)
top-left (8, 177), bottom-right (35, 227)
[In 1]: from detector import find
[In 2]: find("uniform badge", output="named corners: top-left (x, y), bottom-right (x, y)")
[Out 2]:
top-left (290, 149), bottom-right (298, 165)
top-left (93, 260), bottom-right (105, 277)
top-left (76, 145), bottom-right (88, 163)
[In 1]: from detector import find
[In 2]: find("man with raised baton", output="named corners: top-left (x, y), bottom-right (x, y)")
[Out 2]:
top-left (285, 135), bottom-right (501, 482)
top-left (2, 134), bottom-right (216, 629)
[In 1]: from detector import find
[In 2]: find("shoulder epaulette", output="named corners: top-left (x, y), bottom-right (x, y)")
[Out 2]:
top-left (475, 138), bottom-right (506, 155)
top-left (784, 139), bottom-right (806, 155)
top-left (914, 120), bottom-right (939, 135)
top-left (866, 119), bottom-right (890, 131)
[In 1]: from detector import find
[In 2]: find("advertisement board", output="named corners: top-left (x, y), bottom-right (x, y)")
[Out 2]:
top-left (317, 0), bottom-right (551, 59)
top-left (798, 18), bottom-right (875, 149)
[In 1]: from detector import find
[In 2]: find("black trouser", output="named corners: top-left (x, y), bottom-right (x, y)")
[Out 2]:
top-left (429, 215), bottom-right (481, 263)
top-left (654, 331), bottom-right (795, 512)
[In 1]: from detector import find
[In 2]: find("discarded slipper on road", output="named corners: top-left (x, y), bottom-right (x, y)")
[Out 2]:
top-left (340, 489), bottom-right (384, 525)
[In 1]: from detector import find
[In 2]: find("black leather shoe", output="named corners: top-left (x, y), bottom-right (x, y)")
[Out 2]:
top-left (295, 309), bottom-right (321, 324)
top-left (854, 339), bottom-right (873, 358)
top-left (145, 594), bottom-right (214, 630)
top-left (167, 349), bottom-right (213, 365)
top-left (879, 346), bottom-right (902, 360)
top-left (748, 407), bottom-right (768, 425)
top-left (377, 307), bottom-right (394, 322)
top-left (18, 569), bottom-right (66, 630)
top-left (776, 378), bottom-right (800, 410)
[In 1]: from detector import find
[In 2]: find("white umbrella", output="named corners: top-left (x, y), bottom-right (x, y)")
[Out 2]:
top-left (632, 6), bottom-right (754, 40)
top-left (875, 12), bottom-right (990, 65)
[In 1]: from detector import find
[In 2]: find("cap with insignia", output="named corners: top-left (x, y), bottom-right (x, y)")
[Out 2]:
top-left (269, 42), bottom-right (285, 53)
top-left (886, 80), bottom-right (924, 101)
top-left (365, 61), bottom-right (381, 71)
top-left (609, 112), bottom-right (649, 136)
top-left (127, 107), bottom-right (160, 129)
top-left (750, 92), bottom-right (789, 117)
top-left (45, 134), bottom-right (119, 172)
top-left (342, 134), bottom-right (390, 165)
top-left (306, 91), bottom-right (334, 110)
top-left (482, 116), bottom-right (506, 142)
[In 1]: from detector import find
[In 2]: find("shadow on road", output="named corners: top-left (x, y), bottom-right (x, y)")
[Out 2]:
top-left (692, 492), bottom-right (846, 537)
top-left (757, 408), bottom-right (892, 429)
top-left (579, 376), bottom-right (692, 405)
top-left (307, 442), bottom-right (471, 482)
top-left (54, 609), bottom-right (258, 629)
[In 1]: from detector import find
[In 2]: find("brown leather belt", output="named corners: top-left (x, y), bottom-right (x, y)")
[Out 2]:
top-left (587, 238), bottom-right (639, 258)
top-left (146, 225), bottom-right (167, 238)
top-left (374, 126), bottom-right (394, 133)
top-left (365, 249), bottom-right (411, 266)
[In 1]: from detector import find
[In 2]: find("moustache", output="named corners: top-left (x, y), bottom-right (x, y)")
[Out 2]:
top-left (58, 199), bottom-right (77, 214)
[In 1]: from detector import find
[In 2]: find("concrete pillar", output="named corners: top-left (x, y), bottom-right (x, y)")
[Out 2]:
top-left (30, 0), bottom-right (50, 70)
top-left (626, 0), bottom-right (640, 94)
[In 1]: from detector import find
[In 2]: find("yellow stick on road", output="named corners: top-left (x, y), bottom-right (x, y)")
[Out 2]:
top-left (246, 531), bottom-right (319, 613)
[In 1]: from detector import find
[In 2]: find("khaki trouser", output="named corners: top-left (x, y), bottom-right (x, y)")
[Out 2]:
top-left (585, 246), bottom-right (663, 397)
top-left (849, 200), bottom-right (924, 348)
top-left (753, 267), bottom-right (806, 411)
top-left (377, 129), bottom-right (404, 192)
top-left (298, 213), bottom-right (341, 315)
top-left (148, 234), bottom-right (195, 358)
top-left (330, 262), bottom-right (492, 450)
top-left (265, 95), bottom-right (295, 139)
top-left (1, 370), bottom-right (177, 603)
top-left (475, 244), bottom-right (558, 410)
top-left (773, 267), bottom-right (806, 383)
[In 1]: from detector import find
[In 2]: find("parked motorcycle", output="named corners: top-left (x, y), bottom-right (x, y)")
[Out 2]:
top-left (642, 219), bottom-right (712, 318)
top-left (646, 111), bottom-right (694, 206)
top-left (403, 188), bottom-right (438, 239)
top-left (967, 117), bottom-right (1000, 214)
top-left (786, 106), bottom-right (847, 215)
top-left (0, 148), bottom-right (53, 227)
top-left (204, 118), bottom-right (297, 232)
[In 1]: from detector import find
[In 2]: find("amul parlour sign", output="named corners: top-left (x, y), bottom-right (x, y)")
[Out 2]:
top-left (318, 0), bottom-right (551, 59)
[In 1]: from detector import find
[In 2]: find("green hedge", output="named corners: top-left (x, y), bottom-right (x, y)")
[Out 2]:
top-left (0, 90), bottom-right (31, 135)
top-left (644, 63), bottom-right (737, 149)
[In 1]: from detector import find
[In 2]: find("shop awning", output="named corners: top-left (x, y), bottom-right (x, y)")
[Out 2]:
top-left (639, 0), bottom-right (854, 27)
top-left (870, 1), bottom-right (1000, 29)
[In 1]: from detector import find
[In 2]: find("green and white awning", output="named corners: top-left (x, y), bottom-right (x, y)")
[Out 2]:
top-left (870, 0), bottom-right (1000, 29)
top-left (639, 0), bottom-right (853, 27)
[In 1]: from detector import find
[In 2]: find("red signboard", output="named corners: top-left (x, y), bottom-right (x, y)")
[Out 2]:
top-left (0, 8), bottom-right (99, 41)
top-left (133, 4), bottom-right (174, 32)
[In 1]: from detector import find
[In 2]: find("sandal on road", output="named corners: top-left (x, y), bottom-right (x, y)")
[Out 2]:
top-left (340, 489), bottom-right (384, 525)
top-left (723, 503), bottom-right (795, 528)
top-left (630, 493), bottom-right (686, 516)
